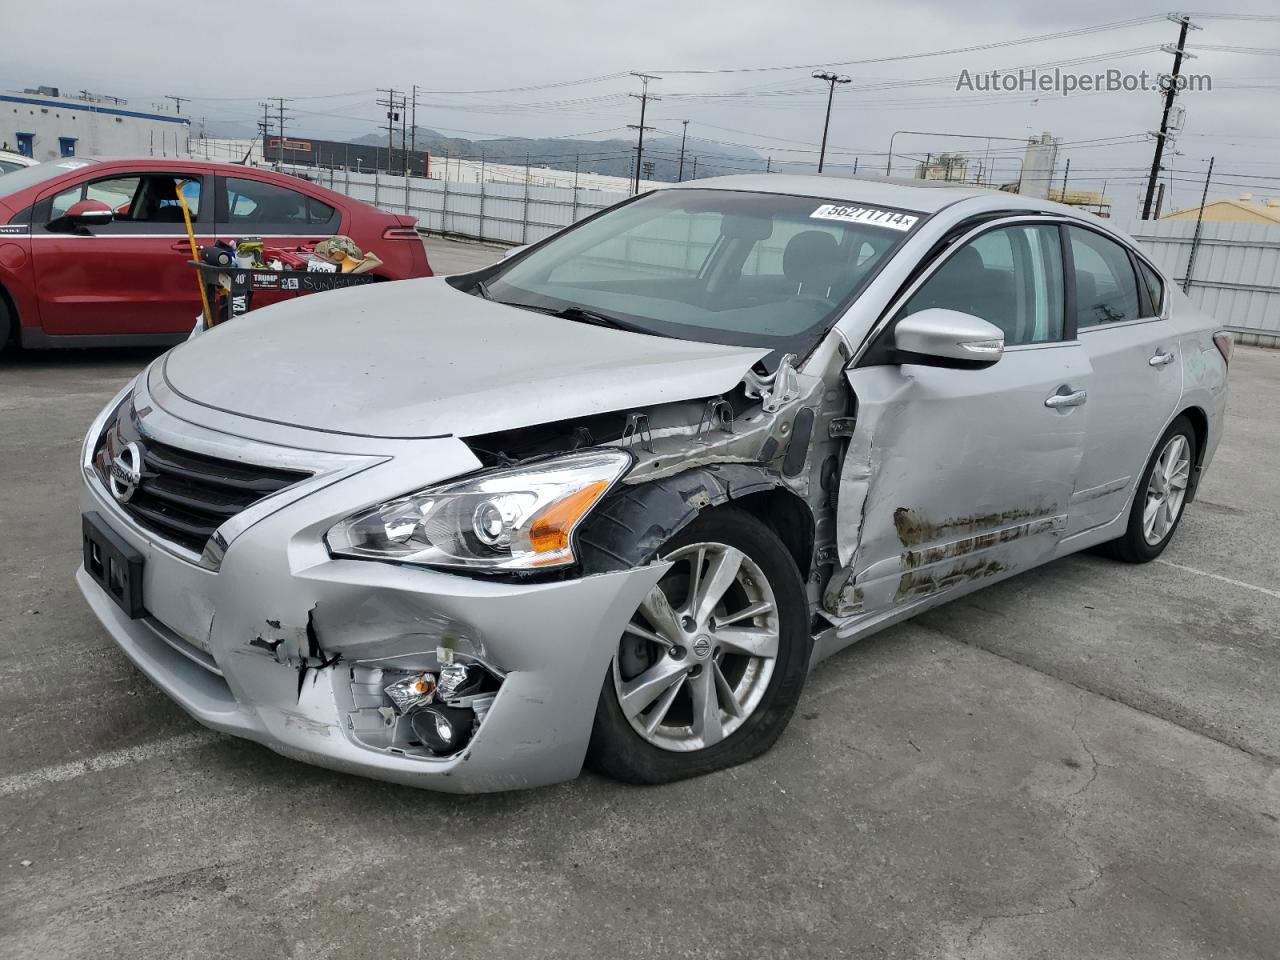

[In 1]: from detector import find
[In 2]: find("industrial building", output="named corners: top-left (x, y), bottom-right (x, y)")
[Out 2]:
top-left (1, 85), bottom-right (190, 161)
top-left (1162, 196), bottom-right (1280, 224)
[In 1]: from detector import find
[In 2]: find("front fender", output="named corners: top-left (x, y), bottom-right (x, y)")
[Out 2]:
top-left (577, 464), bottom-right (784, 574)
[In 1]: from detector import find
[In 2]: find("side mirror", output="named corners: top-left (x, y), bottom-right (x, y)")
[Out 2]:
top-left (55, 199), bottom-right (114, 229)
top-left (893, 308), bottom-right (1005, 369)
top-left (502, 244), bottom-right (529, 260)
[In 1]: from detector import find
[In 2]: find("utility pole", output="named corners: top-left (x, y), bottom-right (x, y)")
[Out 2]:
top-left (1183, 156), bottom-right (1214, 294)
top-left (1142, 14), bottom-right (1200, 219)
top-left (410, 84), bottom-right (418, 171)
top-left (691, 156), bottom-right (698, 180)
top-left (676, 119), bottom-right (689, 182)
top-left (811, 70), bottom-right (851, 174)
top-left (627, 72), bottom-right (659, 195)
top-left (377, 88), bottom-right (402, 175)
top-left (263, 98), bottom-right (292, 167)
top-left (1061, 158), bottom-right (1070, 202)
top-left (400, 95), bottom-right (408, 176)
top-left (257, 102), bottom-right (271, 161)
top-left (165, 95), bottom-right (188, 115)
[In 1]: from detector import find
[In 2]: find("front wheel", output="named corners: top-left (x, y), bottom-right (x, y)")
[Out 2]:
top-left (587, 507), bottom-right (811, 785)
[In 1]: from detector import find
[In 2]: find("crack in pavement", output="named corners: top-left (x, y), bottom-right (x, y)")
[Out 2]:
top-left (919, 623), bottom-right (1280, 768)
top-left (959, 691), bottom-right (1109, 958)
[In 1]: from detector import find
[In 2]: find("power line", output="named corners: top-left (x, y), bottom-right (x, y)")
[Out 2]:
top-left (1191, 44), bottom-right (1280, 57)
top-left (409, 72), bottom-right (631, 95)
top-left (644, 15), bottom-right (1167, 73)
top-left (660, 45), bottom-right (1165, 100)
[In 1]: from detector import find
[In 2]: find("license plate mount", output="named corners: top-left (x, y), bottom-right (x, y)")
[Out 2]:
top-left (83, 511), bottom-right (144, 619)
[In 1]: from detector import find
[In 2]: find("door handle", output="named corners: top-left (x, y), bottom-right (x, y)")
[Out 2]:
top-left (1149, 350), bottom-right (1176, 367)
top-left (1045, 389), bottom-right (1088, 409)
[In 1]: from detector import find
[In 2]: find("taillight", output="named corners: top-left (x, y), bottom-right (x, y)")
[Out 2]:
top-left (382, 226), bottom-right (420, 241)
top-left (1213, 331), bottom-right (1233, 366)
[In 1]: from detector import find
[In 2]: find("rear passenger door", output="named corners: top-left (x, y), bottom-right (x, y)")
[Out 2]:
top-left (1064, 226), bottom-right (1183, 536)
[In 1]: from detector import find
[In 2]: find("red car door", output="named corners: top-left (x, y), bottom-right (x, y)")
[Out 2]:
top-left (31, 169), bottom-right (211, 336)
top-left (215, 173), bottom-right (344, 310)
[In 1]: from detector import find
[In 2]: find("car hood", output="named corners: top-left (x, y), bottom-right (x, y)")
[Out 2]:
top-left (161, 277), bottom-right (769, 439)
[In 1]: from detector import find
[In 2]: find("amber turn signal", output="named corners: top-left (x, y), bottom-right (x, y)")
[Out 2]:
top-left (528, 479), bottom-right (610, 554)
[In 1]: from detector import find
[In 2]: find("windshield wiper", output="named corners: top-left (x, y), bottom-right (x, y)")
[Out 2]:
top-left (485, 297), bottom-right (636, 332)
top-left (545, 305), bottom-right (632, 330)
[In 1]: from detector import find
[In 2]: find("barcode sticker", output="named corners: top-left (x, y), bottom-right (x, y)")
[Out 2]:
top-left (811, 204), bottom-right (919, 231)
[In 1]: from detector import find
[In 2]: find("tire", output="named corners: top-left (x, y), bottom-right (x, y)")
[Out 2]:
top-left (0, 293), bottom-right (12, 355)
top-left (1102, 415), bottom-right (1196, 563)
top-left (587, 507), bottom-right (811, 785)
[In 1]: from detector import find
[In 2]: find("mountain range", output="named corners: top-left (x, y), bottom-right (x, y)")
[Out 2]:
top-left (349, 128), bottom-right (764, 181)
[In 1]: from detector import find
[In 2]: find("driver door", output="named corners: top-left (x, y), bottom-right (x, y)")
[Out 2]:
top-left (835, 221), bottom-right (1091, 617)
top-left (31, 171), bottom-right (209, 336)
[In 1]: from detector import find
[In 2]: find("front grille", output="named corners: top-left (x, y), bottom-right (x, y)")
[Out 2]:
top-left (95, 405), bottom-right (311, 556)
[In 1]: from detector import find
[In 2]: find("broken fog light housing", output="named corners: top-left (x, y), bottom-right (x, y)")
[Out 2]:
top-left (325, 450), bottom-right (632, 571)
top-left (411, 705), bottom-right (473, 753)
top-left (384, 672), bottom-right (437, 713)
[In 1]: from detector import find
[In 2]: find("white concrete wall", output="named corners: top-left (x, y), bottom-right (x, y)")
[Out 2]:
top-left (1116, 215), bottom-right (1280, 339)
top-left (1, 91), bottom-right (190, 161)
top-left (281, 164), bottom-right (633, 245)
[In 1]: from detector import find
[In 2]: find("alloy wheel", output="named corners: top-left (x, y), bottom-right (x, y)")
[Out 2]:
top-left (611, 541), bottom-right (780, 752)
top-left (1143, 434), bottom-right (1192, 546)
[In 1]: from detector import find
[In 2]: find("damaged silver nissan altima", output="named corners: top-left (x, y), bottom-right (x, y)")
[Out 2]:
top-left (78, 175), bottom-right (1230, 792)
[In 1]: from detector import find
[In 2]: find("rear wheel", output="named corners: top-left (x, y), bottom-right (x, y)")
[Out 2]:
top-left (1103, 415), bottom-right (1196, 563)
top-left (587, 508), bottom-right (811, 785)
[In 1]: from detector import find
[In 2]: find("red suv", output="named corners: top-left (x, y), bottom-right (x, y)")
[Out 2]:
top-left (0, 157), bottom-right (432, 350)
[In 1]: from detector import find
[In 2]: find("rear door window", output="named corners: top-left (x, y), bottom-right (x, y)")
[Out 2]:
top-left (220, 176), bottom-right (338, 234)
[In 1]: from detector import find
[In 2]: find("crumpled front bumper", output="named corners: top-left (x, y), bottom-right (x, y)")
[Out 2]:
top-left (77, 382), bottom-right (666, 794)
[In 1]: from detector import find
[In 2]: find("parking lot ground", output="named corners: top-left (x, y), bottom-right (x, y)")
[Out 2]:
top-left (423, 234), bottom-right (512, 275)
top-left (1, 243), bottom-right (1277, 960)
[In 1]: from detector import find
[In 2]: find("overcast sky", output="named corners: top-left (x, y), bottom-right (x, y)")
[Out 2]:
top-left (4, 0), bottom-right (1279, 216)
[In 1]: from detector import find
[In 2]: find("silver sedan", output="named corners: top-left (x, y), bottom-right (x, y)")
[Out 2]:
top-left (78, 175), bottom-right (1230, 791)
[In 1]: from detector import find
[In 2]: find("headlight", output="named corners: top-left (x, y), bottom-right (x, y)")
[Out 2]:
top-left (325, 450), bottom-right (632, 571)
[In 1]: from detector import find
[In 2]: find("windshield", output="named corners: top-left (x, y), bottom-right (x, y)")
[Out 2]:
top-left (0, 158), bottom-right (98, 201)
top-left (481, 188), bottom-right (922, 351)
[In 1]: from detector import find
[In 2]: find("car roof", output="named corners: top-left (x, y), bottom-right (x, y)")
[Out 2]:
top-left (32, 156), bottom-right (367, 209)
top-left (83, 156), bottom-right (253, 169)
top-left (662, 172), bottom-right (1127, 232)
top-left (663, 173), bottom-right (991, 214)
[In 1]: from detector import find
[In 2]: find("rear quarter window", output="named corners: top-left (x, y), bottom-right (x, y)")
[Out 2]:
top-left (1138, 259), bottom-right (1165, 316)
